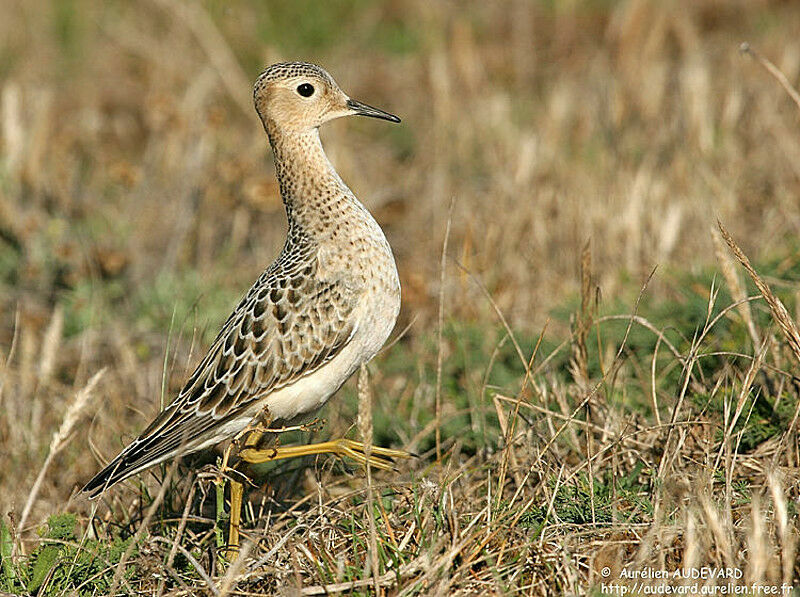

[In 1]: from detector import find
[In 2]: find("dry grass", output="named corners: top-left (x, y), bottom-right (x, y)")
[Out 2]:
top-left (2, 0), bottom-right (800, 594)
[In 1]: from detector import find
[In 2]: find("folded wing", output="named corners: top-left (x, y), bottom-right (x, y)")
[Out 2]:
top-left (82, 249), bottom-right (359, 497)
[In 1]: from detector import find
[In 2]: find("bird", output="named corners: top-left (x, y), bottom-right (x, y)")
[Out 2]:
top-left (82, 62), bottom-right (406, 508)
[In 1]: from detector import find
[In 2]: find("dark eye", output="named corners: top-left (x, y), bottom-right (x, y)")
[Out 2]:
top-left (297, 83), bottom-right (314, 97)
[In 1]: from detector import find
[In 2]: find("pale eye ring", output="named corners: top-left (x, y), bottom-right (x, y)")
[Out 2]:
top-left (297, 83), bottom-right (315, 97)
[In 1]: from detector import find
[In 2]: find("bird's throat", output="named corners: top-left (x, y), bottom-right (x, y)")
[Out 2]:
top-left (267, 125), bottom-right (356, 239)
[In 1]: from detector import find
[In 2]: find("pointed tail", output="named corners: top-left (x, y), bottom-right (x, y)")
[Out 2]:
top-left (81, 443), bottom-right (152, 498)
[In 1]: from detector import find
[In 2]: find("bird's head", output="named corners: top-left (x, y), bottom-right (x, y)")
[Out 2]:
top-left (254, 61), bottom-right (400, 134)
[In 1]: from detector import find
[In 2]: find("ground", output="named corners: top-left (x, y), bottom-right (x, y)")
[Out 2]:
top-left (1, 1), bottom-right (799, 595)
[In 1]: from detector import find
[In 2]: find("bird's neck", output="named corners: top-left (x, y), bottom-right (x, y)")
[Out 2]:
top-left (266, 124), bottom-right (355, 231)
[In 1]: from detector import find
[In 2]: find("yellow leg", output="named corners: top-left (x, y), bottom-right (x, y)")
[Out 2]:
top-left (222, 413), bottom-right (274, 561)
top-left (224, 432), bottom-right (409, 560)
top-left (240, 438), bottom-right (410, 470)
top-left (225, 478), bottom-right (243, 560)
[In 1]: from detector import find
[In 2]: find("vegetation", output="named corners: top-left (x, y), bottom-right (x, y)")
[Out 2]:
top-left (2, 514), bottom-right (139, 595)
top-left (1, 0), bottom-right (799, 594)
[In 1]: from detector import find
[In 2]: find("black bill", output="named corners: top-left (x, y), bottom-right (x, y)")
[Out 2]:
top-left (346, 98), bottom-right (401, 123)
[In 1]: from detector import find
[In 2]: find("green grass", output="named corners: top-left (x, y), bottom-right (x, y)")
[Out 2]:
top-left (692, 390), bottom-right (797, 453)
top-left (1, 514), bottom-right (140, 596)
top-left (516, 475), bottom-right (649, 529)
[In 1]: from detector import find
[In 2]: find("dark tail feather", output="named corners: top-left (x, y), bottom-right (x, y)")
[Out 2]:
top-left (81, 444), bottom-right (148, 498)
top-left (81, 421), bottom-right (195, 498)
top-left (81, 407), bottom-right (218, 498)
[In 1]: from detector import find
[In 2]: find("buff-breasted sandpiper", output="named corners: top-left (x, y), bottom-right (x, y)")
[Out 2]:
top-left (82, 62), bottom-right (407, 551)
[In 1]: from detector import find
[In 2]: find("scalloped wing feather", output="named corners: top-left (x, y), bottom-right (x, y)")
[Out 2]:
top-left (81, 251), bottom-right (360, 497)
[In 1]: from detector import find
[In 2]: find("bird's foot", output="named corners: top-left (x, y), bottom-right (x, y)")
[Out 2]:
top-left (239, 438), bottom-right (411, 471)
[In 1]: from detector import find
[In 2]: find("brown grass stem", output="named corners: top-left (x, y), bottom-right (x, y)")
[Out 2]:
top-left (435, 198), bottom-right (455, 464)
top-left (740, 42), bottom-right (800, 114)
top-left (18, 368), bottom-right (106, 533)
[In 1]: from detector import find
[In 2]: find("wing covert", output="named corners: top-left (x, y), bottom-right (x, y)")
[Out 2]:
top-left (129, 255), bottom-right (360, 460)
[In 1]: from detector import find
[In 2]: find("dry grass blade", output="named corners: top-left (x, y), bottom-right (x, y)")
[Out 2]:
top-left (4, 3), bottom-right (800, 594)
top-left (106, 457), bottom-right (180, 595)
top-left (570, 239), bottom-right (594, 389)
top-left (357, 363), bottom-right (380, 594)
top-left (740, 42), bottom-right (800, 113)
top-left (0, 307), bottom-right (20, 431)
top-left (712, 226), bottom-right (760, 347)
top-left (454, 259), bottom-right (533, 384)
top-left (19, 368), bottom-right (106, 532)
top-left (300, 562), bottom-right (420, 595)
top-left (149, 0), bottom-right (253, 119)
top-left (435, 199), bottom-right (455, 463)
top-left (717, 221), bottom-right (800, 444)
top-left (531, 268), bottom-right (656, 478)
top-left (157, 478), bottom-right (197, 597)
top-left (573, 241), bottom-right (596, 522)
top-left (767, 473), bottom-right (797, 585)
top-left (717, 221), bottom-right (800, 364)
top-left (495, 326), bottom-right (544, 509)
top-left (37, 305), bottom-right (63, 385)
top-left (746, 493), bottom-right (768, 585)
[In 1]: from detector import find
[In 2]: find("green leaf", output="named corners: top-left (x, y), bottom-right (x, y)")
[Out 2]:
top-left (1, 519), bottom-right (15, 588)
top-left (27, 544), bottom-right (61, 593)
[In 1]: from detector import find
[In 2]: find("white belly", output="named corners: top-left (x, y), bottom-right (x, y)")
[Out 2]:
top-left (263, 337), bottom-right (363, 422)
top-left (263, 287), bottom-right (400, 424)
